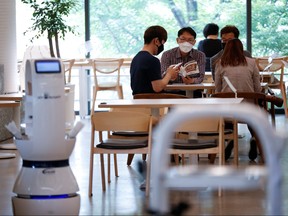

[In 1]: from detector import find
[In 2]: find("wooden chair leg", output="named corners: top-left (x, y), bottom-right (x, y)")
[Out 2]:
top-left (127, 154), bottom-right (134, 165)
top-left (107, 154), bottom-right (111, 183)
top-left (100, 154), bottom-right (106, 191)
top-left (88, 151), bottom-right (94, 196)
top-left (117, 86), bottom-right (124, 99)
top-left (142, 154), bottom-right (147, 161)
top-left (145, 158), bottom-right (151, 197)
top-left (270, 103), bottom-right (276, 127)
top-left (114, 154), bottom-right (119, 177)
top-left (91, 86), bottom-right (98, 115)
top-left (208, 154), bottom-right (216, 164)
top-left (174, 154), bottom-right (179, 165)
top-left (280, 84), bottom-right (288, 117)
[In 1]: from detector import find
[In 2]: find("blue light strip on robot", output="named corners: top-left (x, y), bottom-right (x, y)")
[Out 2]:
top-left (29, 194), bottom-right (77, 199)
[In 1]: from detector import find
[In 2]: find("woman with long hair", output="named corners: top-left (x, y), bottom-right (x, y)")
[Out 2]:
top-left (215, 38), bottom-right (261, 93)
top-left (215, 38), bottom-right (261, 161)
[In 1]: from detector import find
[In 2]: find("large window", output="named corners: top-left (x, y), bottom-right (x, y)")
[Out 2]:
top-left (17, 0), bottom-right (288, 60)
top-left (88, 0), bottom-right (287, 57)
top-left (251, 0), bottom-right (288, 56)
top-left (16, 0), bottom-right (288, 114)
top-left (89, 0), bottom-right (248, 57)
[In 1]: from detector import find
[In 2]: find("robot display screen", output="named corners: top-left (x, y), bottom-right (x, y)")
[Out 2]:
top-left (35, 60), bottom-right (61, 73)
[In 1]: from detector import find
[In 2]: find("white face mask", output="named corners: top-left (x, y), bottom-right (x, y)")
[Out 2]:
top-left (179, 42), bottom-right (193, 53)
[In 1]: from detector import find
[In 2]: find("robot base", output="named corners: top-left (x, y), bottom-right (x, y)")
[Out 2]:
top-left (12, 195), bottom-right (80, 215)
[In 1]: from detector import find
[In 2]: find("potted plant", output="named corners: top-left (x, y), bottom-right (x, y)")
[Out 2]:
top-left (21, 0), bottom-right (77, 58)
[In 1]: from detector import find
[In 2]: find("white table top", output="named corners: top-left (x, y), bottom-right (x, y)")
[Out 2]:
top-left (98, 98), bottom-right (243, 109)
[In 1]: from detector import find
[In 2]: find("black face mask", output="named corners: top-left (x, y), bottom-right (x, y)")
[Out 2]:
top-left (221, 42), bottom-right (226, 50)
top-left (157, 44), bottom-right (164, 55)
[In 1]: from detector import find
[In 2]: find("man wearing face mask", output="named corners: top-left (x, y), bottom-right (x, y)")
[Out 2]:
top-left (130, 25), bottom-right (179, 95)
top-left (160, 27), bottom-right (206, 97)
top-left (210, 25), bottom-right (251, 80)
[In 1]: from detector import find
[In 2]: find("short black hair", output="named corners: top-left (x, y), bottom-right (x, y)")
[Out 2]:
top-left (220, 25), bottom-right (240, 38)
top-left (144, 25), bottom-right (167, 44)
top-left (178, 27), bottom-right (197, 39)
top-left (203, 23), bottom-right (219, 38)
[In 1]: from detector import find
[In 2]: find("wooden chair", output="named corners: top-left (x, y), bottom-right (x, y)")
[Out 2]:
top-left (62, 59), bottom-right (75, 84)
top-left (110, 107), bottom-right (152, 165)
top-left (197, 120), bottom-right (237, 164)
top-left (255, 56), bottom-right (288, 117)
top-left (170, 116), bottom-right (225, 167)
top-left (131, 93), bottom-right (189, 164)
top-left (212, 92), bottom-right (270, 163)
top-left (133, 93), bottom-right (233, 165)
top-left (111, 93), bottom-right (188, 167)
top-left (91, 58), bottom-right (124, 113)
top-left (89, 111), bottom-right (153, 196)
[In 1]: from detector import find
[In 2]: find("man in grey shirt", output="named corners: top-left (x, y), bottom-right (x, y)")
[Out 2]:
top-left (210, 25), bottom-right (251, 80)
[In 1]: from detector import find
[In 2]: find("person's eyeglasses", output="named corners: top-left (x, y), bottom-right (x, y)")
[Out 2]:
top-left (178, 37), bottom-right (195, 44)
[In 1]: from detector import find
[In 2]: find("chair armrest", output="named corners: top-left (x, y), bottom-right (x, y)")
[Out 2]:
top-left (265, 95), bottom-right (283, 107)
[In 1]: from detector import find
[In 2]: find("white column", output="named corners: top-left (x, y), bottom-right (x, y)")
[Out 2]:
top-left (0, 0), bottom-right (18, 93)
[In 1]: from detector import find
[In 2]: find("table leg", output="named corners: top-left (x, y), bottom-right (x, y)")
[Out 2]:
top-left (151, 108), bottom-right (160, 117)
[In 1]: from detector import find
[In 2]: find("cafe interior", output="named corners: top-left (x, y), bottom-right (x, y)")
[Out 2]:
top-left (1, 1), bottom-right (288, 215)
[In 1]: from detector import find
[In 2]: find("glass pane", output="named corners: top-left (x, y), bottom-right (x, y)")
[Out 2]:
top-left (89, 0), bottom-right (247, 57)
top-left (17, 0), bottom-right (288, 114)
top-left (252, 0), bottom-right (288, 57)
top-left (252, 0), bottom-right (288, 112)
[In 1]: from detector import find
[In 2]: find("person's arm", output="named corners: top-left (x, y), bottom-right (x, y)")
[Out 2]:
top-left (252, 61), bottom-right (262, 92)
top-left (152, 66), bottom-right (178, 92)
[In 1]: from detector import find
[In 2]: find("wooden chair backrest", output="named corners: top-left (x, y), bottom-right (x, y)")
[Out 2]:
top-left (91, 111), bottom-right (151, 133)
top-left (255, 56), bottom-right (287, 72)
top-left (255, 56), bottom-right (287, 83)
top-left (92, 58), bottom-right (124, 86)
top-left (174, 117), bottom-right (222, 133)
top-left (62, 59), bottom-right (75, 84)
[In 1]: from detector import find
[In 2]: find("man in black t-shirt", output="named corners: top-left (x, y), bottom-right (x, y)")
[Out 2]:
top-left (130, 25), bottom-right (178, 95)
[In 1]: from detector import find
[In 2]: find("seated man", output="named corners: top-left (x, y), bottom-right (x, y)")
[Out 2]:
top-left (160, 27), bottom-right (206, 98)
top-left (130, 25), bottom-right (178, 96)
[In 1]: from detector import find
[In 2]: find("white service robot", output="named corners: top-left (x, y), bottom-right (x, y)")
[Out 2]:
top-left (11, 59), bottom-right (83, 215)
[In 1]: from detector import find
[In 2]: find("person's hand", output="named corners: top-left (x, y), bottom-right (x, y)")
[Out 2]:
top-left (166, 65), bottom-right (179, 80)
top-left (182, 76), bottom-right (194, 84)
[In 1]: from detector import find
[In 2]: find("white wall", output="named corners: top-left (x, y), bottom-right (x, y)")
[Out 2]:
top-left (0, 0), bottom-right (18, 93)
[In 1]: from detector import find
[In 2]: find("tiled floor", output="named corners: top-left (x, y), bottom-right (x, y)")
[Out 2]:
top-left (1, 114), bottom-right (288, 215)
